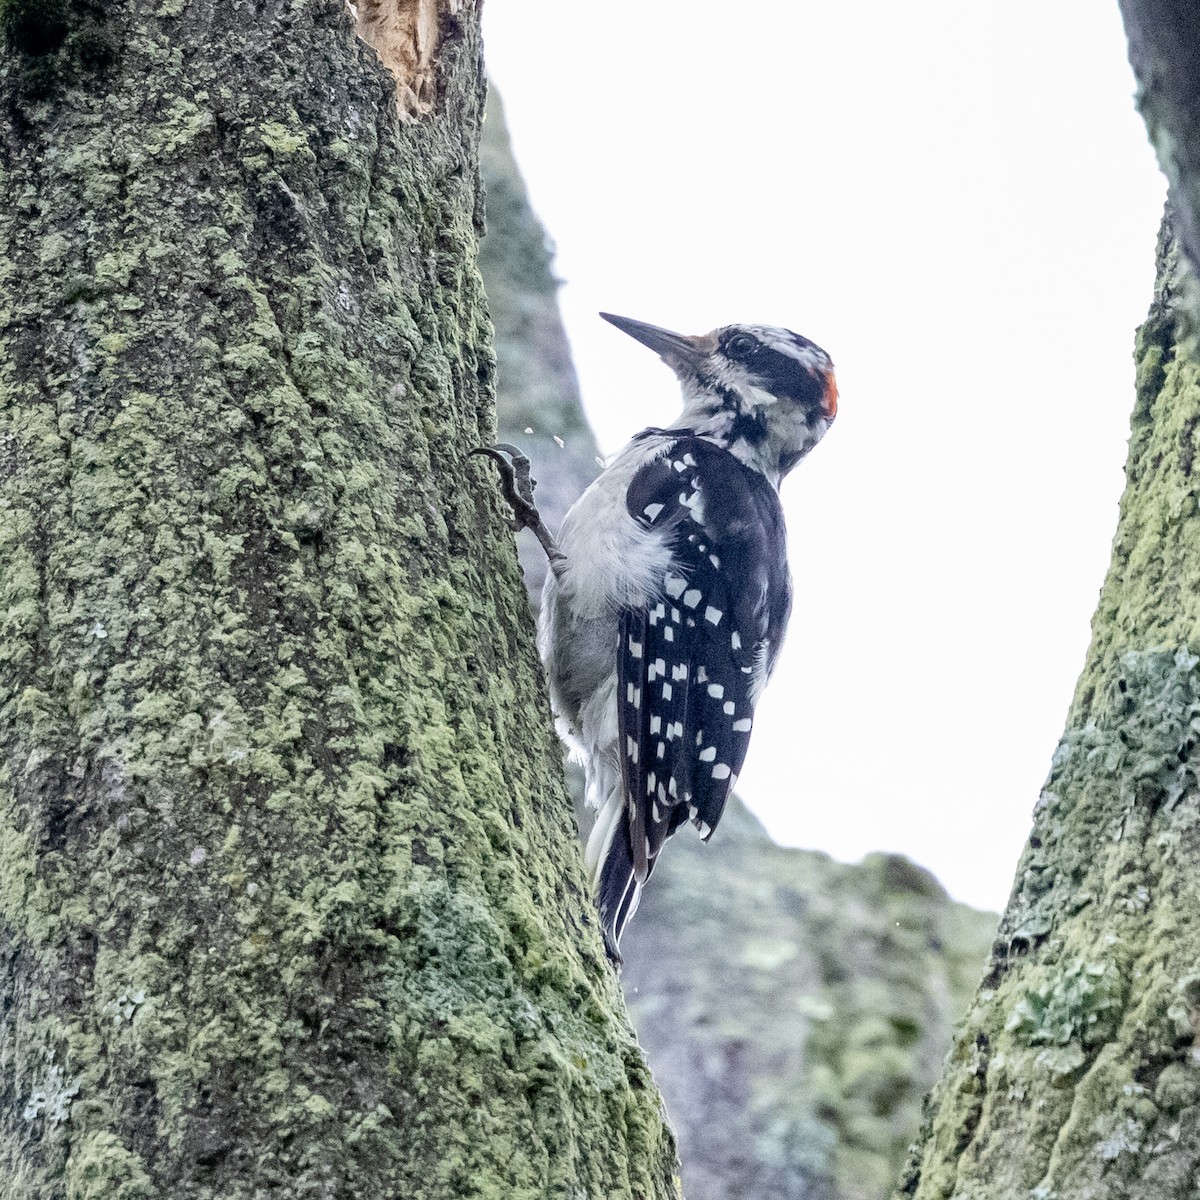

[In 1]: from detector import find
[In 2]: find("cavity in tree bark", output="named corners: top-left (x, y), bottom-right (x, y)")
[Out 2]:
top-left (0, 1), bottom-right (678, 1195)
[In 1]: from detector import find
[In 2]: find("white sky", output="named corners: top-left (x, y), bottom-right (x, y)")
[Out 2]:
top-left (483, 1), bottom-right (1167, 913)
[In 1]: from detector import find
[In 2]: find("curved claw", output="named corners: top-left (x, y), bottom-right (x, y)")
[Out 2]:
top-left (469, 444), bottom-right (537, 524)
top-left (471, 443), bottom-right (567, 577)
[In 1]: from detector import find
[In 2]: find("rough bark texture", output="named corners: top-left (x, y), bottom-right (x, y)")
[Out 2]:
top-left (0, 2), bottom-right (679, 1196)
top-left (897, 220), bottom-right (1200, 1197)
top-left (1120, 1), bottom-right (1200, 325)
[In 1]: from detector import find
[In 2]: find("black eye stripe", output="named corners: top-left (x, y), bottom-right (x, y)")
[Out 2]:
top-left (716, 327), bottom-right (830, 409)
top-left (749, 346), bottom-right (824, 407)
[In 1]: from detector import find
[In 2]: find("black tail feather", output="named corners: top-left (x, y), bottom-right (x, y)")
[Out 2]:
top-left (596, 822), bottom-right (641, 964)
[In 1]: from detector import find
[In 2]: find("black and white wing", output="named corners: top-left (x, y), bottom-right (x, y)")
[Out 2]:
top-left (596, 435), bottom-right (791, 954)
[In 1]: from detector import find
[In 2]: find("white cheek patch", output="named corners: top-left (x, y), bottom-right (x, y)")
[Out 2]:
top-left (745, 384), bottom-right (780, 409)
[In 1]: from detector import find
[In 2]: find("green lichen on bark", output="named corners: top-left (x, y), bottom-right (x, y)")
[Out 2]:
top-left (0, 2), bottom-right (678, 1196)
top-left (898, 218), bottom-right (1200, 1198)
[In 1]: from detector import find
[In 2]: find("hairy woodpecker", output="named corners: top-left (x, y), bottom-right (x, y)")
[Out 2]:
top-left (480, 314), bottom-right (837, 962)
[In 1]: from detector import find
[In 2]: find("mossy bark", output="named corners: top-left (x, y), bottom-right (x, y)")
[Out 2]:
top-left (0, 3), bottom-right (678, 1196)
top-left (897, 220), bottom-right (1200, 1197)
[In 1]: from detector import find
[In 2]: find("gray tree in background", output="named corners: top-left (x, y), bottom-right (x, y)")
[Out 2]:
top-left (0, 2), bottom-right (678, 1195)
top-left (479, 82), bottom-right (998, 1200)
top-left (478, 90), bottom-right (600, 612)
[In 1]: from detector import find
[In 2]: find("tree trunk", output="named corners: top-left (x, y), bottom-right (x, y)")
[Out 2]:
top-left (897, 217), bottom-right (1200, 1196)
top-left (0, 3), bottom-right (678, 1196)
top-left (1120, 1), bottom-right (1200, 326)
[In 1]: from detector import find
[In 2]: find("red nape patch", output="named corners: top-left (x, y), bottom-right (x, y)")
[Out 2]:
top-left (823, 373), bottom-right (839, 419)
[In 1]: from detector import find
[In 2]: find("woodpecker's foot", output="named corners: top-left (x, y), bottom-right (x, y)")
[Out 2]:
top-left (472, 442), bottom-right (567, 577)
top-left (471, 443), bottom-right (539, 528)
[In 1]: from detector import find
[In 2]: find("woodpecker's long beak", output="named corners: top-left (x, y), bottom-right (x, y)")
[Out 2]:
top-left (599, 313), bottom-right (707, 371)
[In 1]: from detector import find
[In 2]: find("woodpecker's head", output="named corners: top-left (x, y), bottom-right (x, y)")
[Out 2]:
top-left (601, 313), bottom-right (837, 483)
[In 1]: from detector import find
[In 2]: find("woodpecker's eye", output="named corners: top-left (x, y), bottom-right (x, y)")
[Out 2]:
top-left (725, 333), bottom-right (758, 360)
